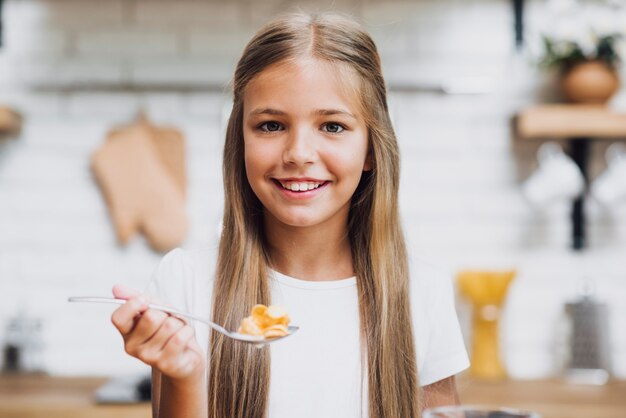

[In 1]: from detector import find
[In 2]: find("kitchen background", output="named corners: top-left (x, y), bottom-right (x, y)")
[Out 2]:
top-left (0, 0), bottom-right (624, 382)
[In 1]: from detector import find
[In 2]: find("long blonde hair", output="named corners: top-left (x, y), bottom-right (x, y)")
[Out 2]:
top-left (209, 12), bottom-right (419, 418)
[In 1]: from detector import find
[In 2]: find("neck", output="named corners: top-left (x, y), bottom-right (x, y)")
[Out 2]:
top-left (264, 213), bottom-right (354, 282)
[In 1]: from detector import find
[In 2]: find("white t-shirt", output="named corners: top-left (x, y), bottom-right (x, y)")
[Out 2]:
top-left (145, 246), bottom-right (469, 418)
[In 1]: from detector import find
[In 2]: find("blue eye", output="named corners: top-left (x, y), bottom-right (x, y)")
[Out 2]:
top-left (259, 121), bottom-right (283, 132)
top-left (323, 123), bottom-right (345, 133)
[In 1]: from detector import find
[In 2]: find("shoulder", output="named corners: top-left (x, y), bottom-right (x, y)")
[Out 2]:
top-left (157, 245), bottom-right (218, 276)
top-left (408, 255), bottom-right (454, 311)
top-left (404, 236), bottom-right (453, 305)
top-left (146, 245), bottom-right (219, 308)
top-left (409, 257), bottom-right (454, 340)
top-left (408, 255), bottom-right (455, 345)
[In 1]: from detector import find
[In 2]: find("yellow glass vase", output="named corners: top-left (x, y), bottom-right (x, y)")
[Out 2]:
top-left (457, 270), bottom-right (516, 380)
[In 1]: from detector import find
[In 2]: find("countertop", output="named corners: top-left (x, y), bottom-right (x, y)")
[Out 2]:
top-left (0, 375), bottom-right (149, 418)
top-left (1, 374), bottom-right (625, 418)
top-left (456, 376), bottom-right (626, 418)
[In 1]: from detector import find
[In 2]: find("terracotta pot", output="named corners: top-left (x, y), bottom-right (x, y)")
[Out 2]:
top-left (559, 60), bottom-right (620, 104)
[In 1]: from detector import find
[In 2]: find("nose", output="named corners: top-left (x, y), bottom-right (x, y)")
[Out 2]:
top-left (282, 127), bottom-right (316, 166)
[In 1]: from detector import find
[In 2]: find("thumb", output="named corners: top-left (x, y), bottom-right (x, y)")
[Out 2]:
top-left (112, 283), bottom-right (142, 300)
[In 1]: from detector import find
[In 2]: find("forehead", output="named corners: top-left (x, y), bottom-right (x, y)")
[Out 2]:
top-left (243, 57), bottom-right (362, 116)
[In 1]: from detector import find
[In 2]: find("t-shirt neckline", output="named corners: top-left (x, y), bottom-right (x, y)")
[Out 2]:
top-left (270, 269), bottom-right (357, 290)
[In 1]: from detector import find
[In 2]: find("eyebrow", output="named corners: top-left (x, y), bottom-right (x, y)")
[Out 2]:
top-left (248, 108), bottom-right (357, 120)
top-left (249, 108), bottom-right (285, 116)
top-left (315, 109), bottom-right (357, 120)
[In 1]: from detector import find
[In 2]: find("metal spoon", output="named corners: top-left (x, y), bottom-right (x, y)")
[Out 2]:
top-left (68, 296), bottom-right (298, 345)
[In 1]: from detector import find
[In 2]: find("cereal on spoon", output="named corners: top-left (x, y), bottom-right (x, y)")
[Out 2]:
top-left (238, 304), bottom-right (290, 339)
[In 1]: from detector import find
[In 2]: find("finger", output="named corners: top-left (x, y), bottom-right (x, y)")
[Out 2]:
top-left (125, 308), bottom-right (170, 350)
top-left (112, 284), bottom-right (143, 300)
top-left (139, 315), bottom-right (186, 355)
top-left (162, 324), bottom-right (197, 358)
top-left (133, 316), bottom-right (187, 365)
top-left (159, 327), bottom-right (204, 378)
top-left (111, 295), bottom-right (149, 336)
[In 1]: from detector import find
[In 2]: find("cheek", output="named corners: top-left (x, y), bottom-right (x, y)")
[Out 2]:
top-left (244, 139), bottom-right (276, 182)
top-left (244, 148), bottom-right (261, 183)
top-left (324, 151), bottom-right (367, 188)
top-left (329, 135), bottom-right (369, 176)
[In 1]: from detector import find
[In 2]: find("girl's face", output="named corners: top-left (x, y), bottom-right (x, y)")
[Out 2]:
top-left (243, 58), bottom-right (370, 231)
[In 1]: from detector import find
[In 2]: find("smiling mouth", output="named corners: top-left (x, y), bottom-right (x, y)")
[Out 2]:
top-left (273, 179), bottom-right (328, 192)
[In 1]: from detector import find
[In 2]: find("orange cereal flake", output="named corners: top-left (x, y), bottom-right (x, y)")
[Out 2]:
top-left (238, 304), bottom-right (290, 339)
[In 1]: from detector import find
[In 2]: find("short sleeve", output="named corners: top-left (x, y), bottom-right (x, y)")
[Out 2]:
top-left (143, 246), bottom-right (217, 357)
top-left (412, 262), bottom-right (470, 386)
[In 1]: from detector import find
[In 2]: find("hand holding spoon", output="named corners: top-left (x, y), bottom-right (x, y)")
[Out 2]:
top-left (68, 296), bottom-right (299, 345)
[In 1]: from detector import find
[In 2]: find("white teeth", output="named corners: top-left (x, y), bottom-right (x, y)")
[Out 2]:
top-left (279, 181), bottom-right (323, 191)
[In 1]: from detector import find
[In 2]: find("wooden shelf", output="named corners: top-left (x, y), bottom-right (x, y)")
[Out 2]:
top-left (514, 104), bottom-right (626, 140)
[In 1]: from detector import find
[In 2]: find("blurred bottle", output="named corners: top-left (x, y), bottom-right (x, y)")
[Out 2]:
top-left (2, 311), bottom-right (45, 374)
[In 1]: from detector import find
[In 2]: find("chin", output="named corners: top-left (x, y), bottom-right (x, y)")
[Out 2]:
top-left (279, 216), bottom-right (320, 228)
top-left (270, 210), bottom-right (324, 228)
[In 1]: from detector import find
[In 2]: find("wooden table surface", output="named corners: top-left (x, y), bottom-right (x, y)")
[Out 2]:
top-left (0, 375), bottom-right (150, 418)
top-left (457, 377), bottom-right (626, 418)
top-left (1, 374), bottom-right (625, 418)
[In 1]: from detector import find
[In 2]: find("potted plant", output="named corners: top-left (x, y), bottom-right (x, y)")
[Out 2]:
top-left (533, 0), bottom-right (626, 104)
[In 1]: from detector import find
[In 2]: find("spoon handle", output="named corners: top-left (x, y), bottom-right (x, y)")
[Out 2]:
top-left (68, 296), bottom-right (230, 335)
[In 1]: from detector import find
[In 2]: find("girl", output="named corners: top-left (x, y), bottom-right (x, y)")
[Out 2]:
top-left (111, 12), bottom-right (469, 418)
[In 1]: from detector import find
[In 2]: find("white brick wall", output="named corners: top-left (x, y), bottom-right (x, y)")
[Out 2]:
top-left (0, 0), bottom-right (625, 380)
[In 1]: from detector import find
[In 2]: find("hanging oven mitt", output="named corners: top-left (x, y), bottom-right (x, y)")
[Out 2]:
top-left (105, 113), bottom-right (187, 197)
top-left (0, 106), bottom-right (23, 139)
top-left (91, 119), bottom-right (188, 252)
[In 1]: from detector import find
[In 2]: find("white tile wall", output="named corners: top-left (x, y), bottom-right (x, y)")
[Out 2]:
top-left (76, 29), bottom-right (181, 57)
top-left (0, 0), bottom-right (625, 380)
top-left (134, 1), bottom-right (241, 27)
